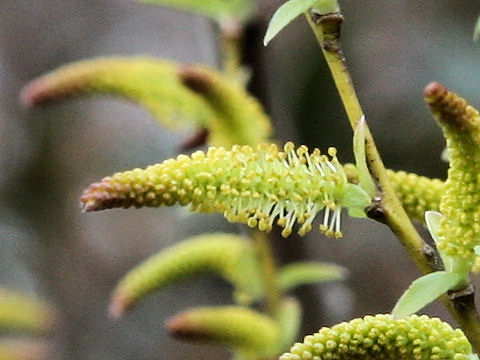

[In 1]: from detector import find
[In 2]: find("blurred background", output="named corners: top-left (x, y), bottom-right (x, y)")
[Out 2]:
top-left (0, 0), bottom-right (479, 359)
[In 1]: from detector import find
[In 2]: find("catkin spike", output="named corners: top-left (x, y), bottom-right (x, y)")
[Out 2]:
top-left (387, 169), bottom-right (444, 222)
top-left (0, 288), bottom-right (55, 334)
top-left (81, 143), bottom-right (371, 238)
top-left (178, 65), bottom-right (272, 146)
top-left (166, 306), bottom-right (280, 357)
top-left (109, 233), bottom-right (263, 317)
top-left (21, 57), bottom-right (272, 147)
top-left (280, 314), bottom-right (474, 360)
top-left (424, 82), bottom-right (480, 269)
top-left (21, 57), bottom-right (214, 130)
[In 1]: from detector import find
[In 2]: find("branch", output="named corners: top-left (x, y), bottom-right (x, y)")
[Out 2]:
top-left (304, 9), bottom-right (480, 352)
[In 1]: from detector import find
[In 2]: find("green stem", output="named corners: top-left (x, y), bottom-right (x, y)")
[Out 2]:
top-left (252, 230), bottom-right (281, 316)
top-left (304, 9), bottom-right (480, 352)
top-left (219, 18), bottom-right (244, 80)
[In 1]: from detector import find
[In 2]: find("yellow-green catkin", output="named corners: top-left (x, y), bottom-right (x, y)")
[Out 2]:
top-left (280, 314), bottom-right (474, 360)
top-left (0, 289), bottom-right (54, 334)
top-left (424, 82), bottom-right (480, 269)
top-left (342, 164), bottom-right (444, 223)
top-left (166, 306), bottom-right (280, 357)
top-left (81, 143), bottom-right (370, 238)
top-left (109, 233), bottom-right (262, 317)
top-left (178, 65), bottom-right (272, 146)
top-left (21, 57), bottom-right (272, 147)
top-left (20, 57), bottom-right (217, 129)
top-left (386, 169), bottom-right (444, 222)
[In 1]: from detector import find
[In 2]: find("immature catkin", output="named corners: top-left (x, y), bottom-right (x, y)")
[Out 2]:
top-left (280, 314), bottom-right (474, 360)
top-left (178, 65), bottom-right (272, 146)
top-left (21, 57), bottom-right (272, 147)
top-left (81, 143), bottom-right (371, 238)
top-left (109, 233), bottom-right (262, 317)
top-left (0, 289), bottom-right (54, 334)
top-left (424, 82), bottom-right (480, 267)
top-left (21, 57), bottom-right (215, 129)
top-left (166, 306), bottom-right (280, 357)
top-left (386, 169), bottom-right (444, 222)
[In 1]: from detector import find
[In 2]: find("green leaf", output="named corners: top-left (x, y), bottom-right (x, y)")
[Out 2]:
top-left (264, 0), bottom-right (339, 46)
top-left (275, 297), bottom-right (302, 352)
top-left (353, 115), bottom-right (376, 198)
top-left (474, 15), bottom-right (480, 43)
top-left (138, 0), bottom-right (253, 24)
top-left (278, 262), bottom-right (347, 293)
top-left (425, 211), bottom-right (444, 246)
top-left (392, 271), bottom-right (465, 318)
top-left (341, 183), bottom-right (371, 211)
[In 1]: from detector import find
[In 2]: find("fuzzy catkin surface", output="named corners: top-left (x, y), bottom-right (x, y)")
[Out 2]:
top-left (280, 314), bottom-right (473, 360)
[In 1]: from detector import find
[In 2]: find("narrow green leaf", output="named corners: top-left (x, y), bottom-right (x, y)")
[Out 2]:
top-left (392, 271), bottom-right (465, 318)
top-left (353, 115), bottom-right (376, 198)
top-left (264, 0), bottom-right (317, 46)
top-left (275, 297), bottom-right (302, 352)
top-left (138, 0), bottom-right (252, 23)
top-left (264, 0), bottom-right (339, 45)
top-left (278, 262), bottom-right (347, 293)
top-left (474, 15), bottom-right (480, 43)
top-left (425, 211), bottom-right (445, 246)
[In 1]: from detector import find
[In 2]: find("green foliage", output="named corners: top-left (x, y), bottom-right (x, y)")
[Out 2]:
top-left (353, 117), bottom-right (376, 199)
top-left (166, 306), bottom-right (281, 357)
top-left (81, 143), bottom-right (370, 238)
top-left (392, 271), bottom-right (466, 319)
top-left (138, 0), bottom-right (253, 25)
top-left (277, 262), bottom-right (347, 293)
top-left (264, 0), bottom-right (339, 45)
top-left (109, 233), bottom-right (263, 317)
top-left (275, 298), bottom-right (302, 353)
top-left (280, 314), bottom-right (474, 360)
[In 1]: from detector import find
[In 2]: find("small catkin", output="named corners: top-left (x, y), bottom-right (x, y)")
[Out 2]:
top-left (81, 143), bottom-right (371, 238)
top-left (21, 57), bottom-right (215, 130)
top-left (109, 233), bottom-right (262, 317)
top-left (424, 82), bottom-right (480, 268)
top-left (166, 306), bottom-right (280, 357)
top-left (280, 314), bottom-right (474, 360)
top-left (386, 169), bottom-right (444, 222)
top-left (0, 289), bottom-right (54, 334)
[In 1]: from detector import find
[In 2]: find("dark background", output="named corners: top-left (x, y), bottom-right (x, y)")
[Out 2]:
top-left (0, 1), bottom-right (480, 359)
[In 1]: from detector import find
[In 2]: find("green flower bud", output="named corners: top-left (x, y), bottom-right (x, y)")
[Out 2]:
top-left (281, 314), bottom-right (474, 360)
top-left (424, 82), bottom-right (480, 268)
top-left (109, 233), bottom-right (263, 317)
top-left (81, 143), bottom-right (371, 238)
top-left (166, 306), bottom-right (280, 357)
